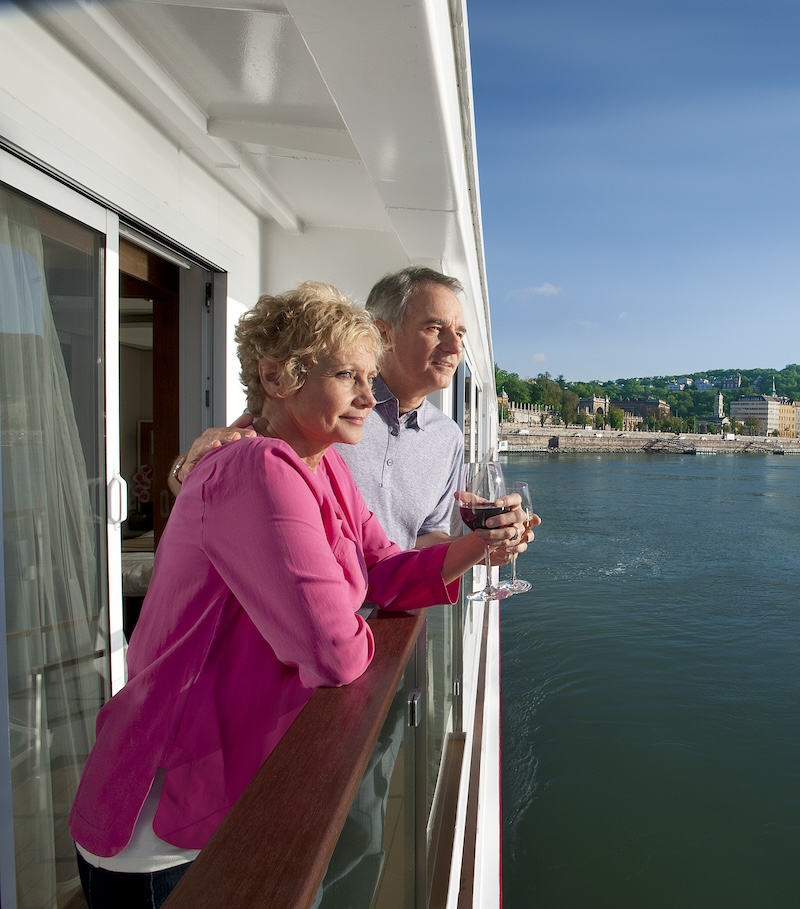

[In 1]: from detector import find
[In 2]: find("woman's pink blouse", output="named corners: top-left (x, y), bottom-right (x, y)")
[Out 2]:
top-left (69, 438), bottom-right (459, 854)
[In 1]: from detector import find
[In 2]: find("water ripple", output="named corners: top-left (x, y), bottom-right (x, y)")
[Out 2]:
top-left (499, 454), bottom-right (800, 908)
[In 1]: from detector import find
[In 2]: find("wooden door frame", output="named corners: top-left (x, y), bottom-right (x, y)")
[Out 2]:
top-left (119, 239), bottom-right (180, 544)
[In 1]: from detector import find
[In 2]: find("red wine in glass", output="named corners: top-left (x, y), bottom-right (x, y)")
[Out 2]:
top-left (460, 503), bottom-right (513, 531)
top-left (458, 460), bottom-right (513, 601)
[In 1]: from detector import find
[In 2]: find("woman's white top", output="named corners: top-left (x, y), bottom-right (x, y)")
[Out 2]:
top-left (76, 771), bottom-right (200, 872)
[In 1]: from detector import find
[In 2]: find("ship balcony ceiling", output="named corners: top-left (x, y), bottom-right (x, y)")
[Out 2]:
top-left (24, 0), bottom-right (493, 374)
top-left (32, 0), bottom-right (474, 258)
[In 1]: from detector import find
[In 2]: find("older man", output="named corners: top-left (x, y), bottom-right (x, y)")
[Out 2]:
top-left (170, 266), bottom-right (535, 554)
top-left (336, 266), bottom-right (470, 550)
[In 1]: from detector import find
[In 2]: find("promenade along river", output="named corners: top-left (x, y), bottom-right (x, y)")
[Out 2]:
top-left (500, 453), bottom-right (800, 909)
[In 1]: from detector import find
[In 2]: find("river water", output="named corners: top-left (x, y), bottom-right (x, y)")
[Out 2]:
top-left (499, 453), bottom-right (800, 909)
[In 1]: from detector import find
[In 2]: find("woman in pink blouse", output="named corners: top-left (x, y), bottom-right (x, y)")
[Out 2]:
top-left (69, 282), bottom-right (504, 909)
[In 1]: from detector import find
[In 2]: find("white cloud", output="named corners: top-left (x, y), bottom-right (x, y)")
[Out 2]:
top-left (618, 311), bottom-right (628, 320)
top-left (505, 282), bottom-right (563, 301)
top-left (533, 282), bottom-right (563, 296)
top-left (531, 352), bottom-right (548, 363)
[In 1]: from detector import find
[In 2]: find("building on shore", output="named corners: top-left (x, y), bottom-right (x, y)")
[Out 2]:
top-left (578, 394), bottom-right (610, 420)
top-left (667, 377), bottom-right (693, 391)
top-left (505, 400), bottom-right (559, 426)
top-left (698, 392), bottom-right (731, 434)
top-left (611, 397), bottom-right (671, 429)
top-left (577, 396), bottom-right (670, 431)
top-left (729, 394), bottom-right (800, 437)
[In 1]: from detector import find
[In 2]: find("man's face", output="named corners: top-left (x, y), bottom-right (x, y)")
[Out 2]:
top-left (380, 282), bottom-right (466, 405)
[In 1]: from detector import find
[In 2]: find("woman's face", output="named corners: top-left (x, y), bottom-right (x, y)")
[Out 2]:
top-left (271, 341), bottom-right (379, 467)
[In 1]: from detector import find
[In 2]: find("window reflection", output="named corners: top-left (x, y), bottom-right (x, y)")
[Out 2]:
top-left (1, 183), bottom-right (107, 908)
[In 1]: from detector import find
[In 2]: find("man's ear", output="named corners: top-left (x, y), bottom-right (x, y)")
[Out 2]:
top-left (374, 319), bottom-right (394, 351)
top-left (258, 358), bottom-right (290, 398)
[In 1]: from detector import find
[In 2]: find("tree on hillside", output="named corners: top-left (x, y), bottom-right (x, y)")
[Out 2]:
top-left (779, 364), bottom-right (799, 397)
top-left (533, 373), bottom-right (563, 408)
top-left (570, 381), bottom-right (605, 398)
top-left (529, 382), bottom-right (547, 405)
top-left (495, 365), bottom-right (532, 404)
top-left (506, 375), bottom-right (533, 404)
top-left (561, 390), bottom-right (579, 426)
top-left (616, 377), bottom-right (647, 397)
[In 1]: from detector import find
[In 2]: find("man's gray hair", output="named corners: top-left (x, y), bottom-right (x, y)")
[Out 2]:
top-left (365, 266), bottom-right (463, 329)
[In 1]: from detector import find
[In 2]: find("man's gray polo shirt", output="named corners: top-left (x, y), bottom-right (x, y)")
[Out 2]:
top-left (335, 376), bottom-right (463, 550)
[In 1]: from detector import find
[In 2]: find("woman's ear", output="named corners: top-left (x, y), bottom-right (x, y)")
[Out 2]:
top-left (258, 358), bottom-right (289, 398)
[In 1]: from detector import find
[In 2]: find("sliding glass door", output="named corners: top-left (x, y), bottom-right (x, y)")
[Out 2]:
top-left (0, 158), bottom-right (116, 909)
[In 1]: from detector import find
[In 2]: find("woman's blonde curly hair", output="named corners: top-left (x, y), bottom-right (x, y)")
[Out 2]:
top-left (235, 281), bottom-right (383, 415)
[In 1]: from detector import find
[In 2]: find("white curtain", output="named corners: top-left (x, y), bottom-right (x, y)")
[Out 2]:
top-left (1, 185), bottom-right (103, 907)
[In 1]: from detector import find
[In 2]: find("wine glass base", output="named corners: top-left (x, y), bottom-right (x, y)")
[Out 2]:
top-left (467, 586), bottom-right (513, 601)
top-left (496, 579), bottom-right (532, 594)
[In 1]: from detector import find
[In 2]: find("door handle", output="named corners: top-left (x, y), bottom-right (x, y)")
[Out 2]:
top-left (107, 471), bottom-right (128, 526)
top-left (407, 689), bottom-right (423, 727)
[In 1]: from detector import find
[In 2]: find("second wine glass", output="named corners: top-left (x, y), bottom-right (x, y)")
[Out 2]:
top-left (459, 460), bottom-right (513, 601)
top-left (497, 480), bottom-right (532, 594)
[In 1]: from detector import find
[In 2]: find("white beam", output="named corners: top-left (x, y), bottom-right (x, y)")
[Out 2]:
top-left (34, 0), bottom-right (303, 233)
top-left (207, 120), bottom-right (358, 160)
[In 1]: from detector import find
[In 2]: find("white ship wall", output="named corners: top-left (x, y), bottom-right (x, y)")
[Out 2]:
top-left (0, 1), bottom-right (500, 904)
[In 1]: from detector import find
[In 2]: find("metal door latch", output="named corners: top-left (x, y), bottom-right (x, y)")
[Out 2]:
top-left (407, 689), bottom-right (422, 727)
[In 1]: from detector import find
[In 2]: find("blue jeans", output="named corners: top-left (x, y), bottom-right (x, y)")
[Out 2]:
top-left (76, 851), bottom-right (193, 909)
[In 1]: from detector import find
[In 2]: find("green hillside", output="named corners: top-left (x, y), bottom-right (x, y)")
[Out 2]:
top-left (495, 364), bottom-right (800, 434)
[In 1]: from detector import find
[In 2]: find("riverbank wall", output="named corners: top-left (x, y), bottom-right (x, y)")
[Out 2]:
top-left (498, 425), bottom-right (800, 455)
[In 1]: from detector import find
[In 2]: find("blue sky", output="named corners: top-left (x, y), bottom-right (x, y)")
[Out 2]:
top-left (468, 0), bottom-right (800, 382)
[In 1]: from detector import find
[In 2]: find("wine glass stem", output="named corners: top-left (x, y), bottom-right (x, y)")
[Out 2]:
top-left (510, 554), bottom-right (518, 584)
top-left (484, 545), bottom-right (493, 595)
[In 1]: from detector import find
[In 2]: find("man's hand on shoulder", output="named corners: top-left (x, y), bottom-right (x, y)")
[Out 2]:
top-left (169, 413), bottom-right (257, 495)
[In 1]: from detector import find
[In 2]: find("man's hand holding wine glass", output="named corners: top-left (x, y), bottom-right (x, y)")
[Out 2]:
top-left (458, 487), bottom-right (539, 568)
top-left (457, 461), bottom-right (540, 601)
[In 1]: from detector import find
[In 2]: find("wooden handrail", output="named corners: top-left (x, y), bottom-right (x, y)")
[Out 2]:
top-left (164, 610), bottom-right (426, 909)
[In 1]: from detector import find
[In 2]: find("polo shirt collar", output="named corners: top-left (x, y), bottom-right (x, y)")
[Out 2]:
top-left (373, 374), bottom-right (427, 430)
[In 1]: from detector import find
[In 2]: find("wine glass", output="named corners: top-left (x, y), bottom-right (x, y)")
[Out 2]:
top-left (497, 481), bottom-right (532, 594)
top-left (459, 460), bottom-right (513, 601)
